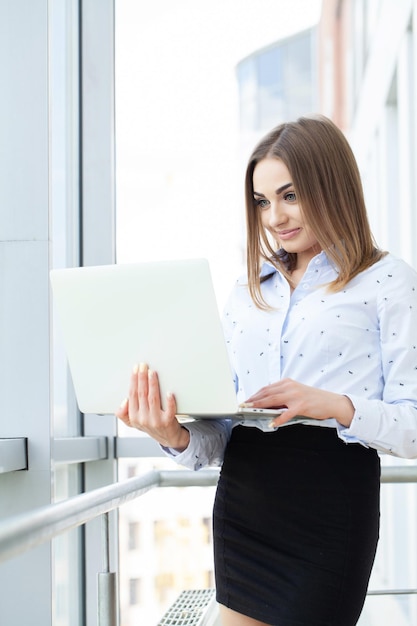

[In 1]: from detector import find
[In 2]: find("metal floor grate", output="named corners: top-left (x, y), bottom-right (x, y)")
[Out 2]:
top-left (157, 589), bottom-right (217, 626)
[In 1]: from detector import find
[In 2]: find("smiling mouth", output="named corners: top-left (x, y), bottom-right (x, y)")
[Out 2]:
top-left (278, 228), bottom-right (301, 239)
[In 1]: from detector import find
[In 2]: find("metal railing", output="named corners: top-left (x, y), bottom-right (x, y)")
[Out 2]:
top-left (1, 464), bottom-right (417, 623)
top-left (0, 468), bottom-right (219, 626)
top-left (0, 469), bottom-right (220, 564)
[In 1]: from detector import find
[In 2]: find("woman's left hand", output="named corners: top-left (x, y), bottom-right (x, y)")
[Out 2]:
top-left (242, 378), bottom-right (354, 428)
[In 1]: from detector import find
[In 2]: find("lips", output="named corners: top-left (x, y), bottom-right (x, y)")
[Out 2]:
top-left (278, 228), bottom-right (301, 240)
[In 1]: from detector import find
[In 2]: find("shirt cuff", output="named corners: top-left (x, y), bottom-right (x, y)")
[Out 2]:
top-left (160, 420), bottom-right (229, 470)
top-left (337, 394), bottom-right (381, 444)
top-left (160, 426), bottom-right (193, 462)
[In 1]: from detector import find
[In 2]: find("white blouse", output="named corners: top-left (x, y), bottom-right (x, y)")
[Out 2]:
top-left (164, 252), bottom-right (417, 469)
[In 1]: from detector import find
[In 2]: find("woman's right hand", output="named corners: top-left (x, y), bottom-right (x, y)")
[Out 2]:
top-left (115, 362), bottom-right (190, 452)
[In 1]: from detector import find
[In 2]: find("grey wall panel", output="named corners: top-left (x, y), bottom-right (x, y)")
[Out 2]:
top-left (0, 1), bottom-right (53, 624)
top-left (0, 241), bottom-right (51, 459)
top-left (0, 0), bottom-right (49, 242)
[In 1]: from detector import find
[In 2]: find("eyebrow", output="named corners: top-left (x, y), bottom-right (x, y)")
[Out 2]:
top-left (253, 182), bottom-right (293, 197)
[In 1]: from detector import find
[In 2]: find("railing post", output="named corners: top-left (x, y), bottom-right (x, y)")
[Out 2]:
top-left (97, 512), bottom-right (118, 626)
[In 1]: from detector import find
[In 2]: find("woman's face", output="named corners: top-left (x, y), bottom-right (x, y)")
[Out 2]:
top-left (253, 157), bottom-right (321, 268)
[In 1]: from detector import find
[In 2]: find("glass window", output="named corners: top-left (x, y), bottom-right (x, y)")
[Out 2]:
top-left (237, 29), bottom-right (317, 133)
top-left (257, 46), bottom-right (283, 88)
top-left (237, 57), bottom-right (258, 131)
top-left (129, 578), bottom-right (141, 605)
top-left (285, 31), bottom-right (317, 120)
top-left (128, 522), bottom-right (140, 551)
top-left (256, 46), bottom-right (285, 130)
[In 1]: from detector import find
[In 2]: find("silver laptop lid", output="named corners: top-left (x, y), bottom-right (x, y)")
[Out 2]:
top-left (50, 259), bottom-right (240, 416)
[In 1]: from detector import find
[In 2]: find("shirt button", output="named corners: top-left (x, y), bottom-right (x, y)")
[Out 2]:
top-left (315, 258), bottom-right (321, 265)
top-left (303, 283), bottom-right (309, 289)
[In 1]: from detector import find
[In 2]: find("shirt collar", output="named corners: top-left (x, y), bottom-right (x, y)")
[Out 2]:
top-left (260, 250), bottom-right (332, 278)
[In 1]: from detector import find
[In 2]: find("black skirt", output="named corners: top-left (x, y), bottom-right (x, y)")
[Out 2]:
top-left (213, 424), bottom-right (380, 626)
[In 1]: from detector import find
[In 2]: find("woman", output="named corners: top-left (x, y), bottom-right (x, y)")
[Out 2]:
top-left (117, 115), bottom-right (417, 626)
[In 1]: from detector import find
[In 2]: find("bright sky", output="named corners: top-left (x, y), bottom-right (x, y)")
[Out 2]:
top-left (115, 0), bottom-right (322, 306)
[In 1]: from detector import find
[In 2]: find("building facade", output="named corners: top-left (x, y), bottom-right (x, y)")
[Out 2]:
top-left (319, 1), bottom-right (417, 624)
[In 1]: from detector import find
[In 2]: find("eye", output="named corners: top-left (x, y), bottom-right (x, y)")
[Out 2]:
top-left (254, 197), bottom-right (269, 210)
top-left (284, 191), bottom-right (297, 202)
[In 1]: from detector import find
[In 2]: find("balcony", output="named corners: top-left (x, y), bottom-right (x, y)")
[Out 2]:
top-left (1, 438), bottom-right (417, 625)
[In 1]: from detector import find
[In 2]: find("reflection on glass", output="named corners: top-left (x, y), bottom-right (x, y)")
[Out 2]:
top-left (237, 29), bottom-right (317, 133)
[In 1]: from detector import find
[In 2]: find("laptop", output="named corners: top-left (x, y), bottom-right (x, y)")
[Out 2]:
top-left (50, 259), bottom-right (285, 420)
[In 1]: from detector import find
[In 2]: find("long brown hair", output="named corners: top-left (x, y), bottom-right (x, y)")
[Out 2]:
top-left (245, 115), bottom-right (384, 309)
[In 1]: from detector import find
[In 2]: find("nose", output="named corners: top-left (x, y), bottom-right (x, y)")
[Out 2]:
top-left (268, 201), bottom-right (286, 228)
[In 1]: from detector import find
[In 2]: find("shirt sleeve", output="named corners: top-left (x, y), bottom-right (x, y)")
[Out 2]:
top-left (160, 419), bottom-right (233, 470)
top-left (338, 260), bottom-right (417, 458)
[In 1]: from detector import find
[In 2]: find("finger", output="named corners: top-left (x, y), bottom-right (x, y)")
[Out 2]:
top-left (136, 362), bottom-right (150, 414)
top-left (165, 391), bottom-right (177, 419)
top-left (148, 369), bottom-right (162, 408)
top-left (245, 385), bottom-right (279, 404)
top-left (116, 398), bottom-right (131, 426)
top-left (240, 396), bottom-right (285, 410)
top-left (268, 409), bottom-right (297, 428)
top-left (128, 363), bottom-right (140, 416)
top-left (115, 397), bottom-right (129, 419)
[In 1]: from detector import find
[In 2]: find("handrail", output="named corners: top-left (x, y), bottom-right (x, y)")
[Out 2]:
top-left (0, 469), bottom-right (220, 564)
top-left (1, 464), bottom-right (417, 565)
top-left (380, 465), bottom-right (417, 483)
top-left (1, 464), bottom-right (417, 605)
top-left (367, 588), bottom-right (417, 596)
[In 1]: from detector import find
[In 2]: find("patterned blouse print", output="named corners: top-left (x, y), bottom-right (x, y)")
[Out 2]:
top-left (164, 252), bottom-right (417, 469)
